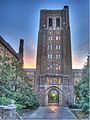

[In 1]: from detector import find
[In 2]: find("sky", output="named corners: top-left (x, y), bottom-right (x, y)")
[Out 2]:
top-left (0, 0), bottom-right (89, 69)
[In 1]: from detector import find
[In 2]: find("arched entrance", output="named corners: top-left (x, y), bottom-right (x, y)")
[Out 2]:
top-left (48, 89), bottom-right (59, 105)
top-left (45, 86), bottom-right (63, 106)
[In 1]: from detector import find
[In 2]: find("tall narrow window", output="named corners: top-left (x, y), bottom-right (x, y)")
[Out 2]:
top-left (56, 54), bottom-right (58, 59)
top-left (48, 64), bottom-right (52, 70)
top-left (58, 45), bottom-right (61, 49)
top-left (56, 45), bottom-right (58, 50)
top-left (56, 64), bottom-right (58, 70)
top-left (51, 54), bottom-right (52, 59)
top-left (55, 64), bottom-right (61, 70)
top-left (51, 36), bottom-right (52, 40)
top-left (56, 54), bottom-right (60, 59)
top-left (58, 65), bottom-right (61, 70)
top-left (56, 36), bottom-right (58, 40)
top-left (56, 18), bottom-right (60, 27)
top-left (48, 45), bottom-right (49, 49)
top-left (56, 36), bottom-right (60, 40)
top-left (59, 54), bottom-right (60, 59)
top-left (56, 44), bottom-right (61, 49)
top-left (49, 18), bottom-right (53, 27)
top-left (48, 64), bottom-right (50, 70)
top-left (48, 45), bottom-right (52, 49)
top-left (48, 54), bottom-right (52, 59)
top-left (48, 36), bottom-right (52, 40)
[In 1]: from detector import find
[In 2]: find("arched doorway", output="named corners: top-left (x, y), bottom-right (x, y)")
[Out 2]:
top-left (48, 89), bottom-right (59, 105)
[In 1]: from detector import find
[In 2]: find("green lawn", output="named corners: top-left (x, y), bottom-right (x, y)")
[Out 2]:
top-left (71, 109), bottom-right (89, 119)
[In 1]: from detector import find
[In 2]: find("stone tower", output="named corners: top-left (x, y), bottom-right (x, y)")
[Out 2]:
top-left (36, 6), bottom-right (74, 106)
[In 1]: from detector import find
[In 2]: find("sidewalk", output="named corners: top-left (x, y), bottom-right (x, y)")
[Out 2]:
top-left (29, 106), bottom-right (77, 120)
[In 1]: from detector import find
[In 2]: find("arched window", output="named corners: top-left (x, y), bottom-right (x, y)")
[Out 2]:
top-left (56, 18), bottom-right (60, 27)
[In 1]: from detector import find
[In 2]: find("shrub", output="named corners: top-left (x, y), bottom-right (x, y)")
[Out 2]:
top-left (68, 104), bottom-right (79, 109)
top-left (0, 97), bottom-right (11, 105)
top-left (14, 92), bottom-right (39, 109)
top-left (82, 103), bottom-right (89, 114)
top-left (15, 104), bottom-right (26, 112)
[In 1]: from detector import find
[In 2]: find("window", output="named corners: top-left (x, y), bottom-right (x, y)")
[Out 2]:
top-left (56, 45), bottom-right (61, 50)
top-left (56, 45), bottom-right (58, 50)
top-left (56, 54), bottom-right (60, 59)
top-left (48, 36), bottom-right (52, 40)
top-left (56, 64), bottom-right (58, 70)
top-left (56, 18), bottom-right (60, 27)
top-left (58, 65), bottom-right (61, 70)
top-left (58, 79), bottom-right (61, 83)
top-left (55, 64), bottom-right (61, 70)
top-left (48, 44), bottom-right (52, 49)
top-left (58, 54), bottom-right (60, 59)
top-left (51, 36), bottom-right (52, 40)
top-left (56, 54), bottom-right (58, 59)
top-left (48, 54), bottom-right (52, 59)
top-left (59, 45), bottom-right (60, 49)
top-left (49, 79), bottom-right (52, 84)
top-left (56, 36), bottom-right (58, 40)
top-left (56, 36), bottom-right (60, 40)
top-left (48, 64), bottom-right (52, 70)
top-left (56, 79), bottom-right (61, 83)
top-left (49, 18), bottom-right (53, 27)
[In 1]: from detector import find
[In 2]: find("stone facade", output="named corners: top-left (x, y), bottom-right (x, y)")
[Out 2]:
top-left (72, 69), bottom-right (82, 85)
top-left (0, 36), bottom-right (24, 63)
top-left (36, 6), bottom-right (74, 106)
top-left (24, 68), bottom-right (36, 88)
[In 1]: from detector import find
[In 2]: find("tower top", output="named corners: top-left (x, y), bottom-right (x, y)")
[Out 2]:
top-left (64, 5), bottom-right (69, 9)
top-left (40, 6), bottom-right (69, 11)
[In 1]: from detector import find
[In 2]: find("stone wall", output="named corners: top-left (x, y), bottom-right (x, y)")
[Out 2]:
top-left (0, 106), bottom-right (20, 119)
top-left (0, 42), bottom-right (16, 59)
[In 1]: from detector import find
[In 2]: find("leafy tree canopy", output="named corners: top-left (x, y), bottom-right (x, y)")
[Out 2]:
top-left (75, 55), bottom-right (89, 114)
top-left (0, 56), bottom-right (38, 109)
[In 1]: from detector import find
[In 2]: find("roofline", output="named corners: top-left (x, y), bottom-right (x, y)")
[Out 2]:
top-left (0, 36), bottom-right (19, 59)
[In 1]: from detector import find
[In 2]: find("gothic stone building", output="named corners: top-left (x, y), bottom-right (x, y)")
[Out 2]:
top-left (36, 6), bottom-right (74, 106)
top-left (0, 36), bottom-right (24, 64)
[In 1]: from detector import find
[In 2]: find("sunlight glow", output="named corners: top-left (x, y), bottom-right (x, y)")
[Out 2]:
top-left (49, 106), bottom-right (58, 112)
top-left (23, 65), bottom-right (36, 68)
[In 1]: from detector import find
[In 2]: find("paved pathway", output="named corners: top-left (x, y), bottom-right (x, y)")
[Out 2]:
top-left (30, 106), bottom-right (77, 120)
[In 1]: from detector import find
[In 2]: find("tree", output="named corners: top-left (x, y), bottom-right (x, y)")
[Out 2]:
top-left (0, 56), bottom-right (14, 97)
top-left (0, 56), bottom-right (38, 108)
top-left (75, 55), bottom-right (89, 114)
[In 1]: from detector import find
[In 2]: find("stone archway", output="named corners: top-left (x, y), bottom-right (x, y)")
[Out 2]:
top-left (45, 86), bottom-right (63, 106)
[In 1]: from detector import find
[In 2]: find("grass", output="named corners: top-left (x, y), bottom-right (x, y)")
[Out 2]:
top-left (71, 108), bottom-right (89, 119)
top-left (18, 108), bottom-right (37, 119)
